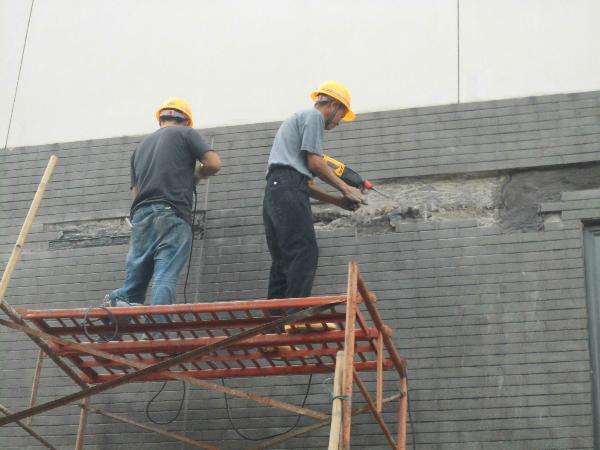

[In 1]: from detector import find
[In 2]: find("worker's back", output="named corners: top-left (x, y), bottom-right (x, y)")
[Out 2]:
top-left (130, 125), bottom-right (209, 224)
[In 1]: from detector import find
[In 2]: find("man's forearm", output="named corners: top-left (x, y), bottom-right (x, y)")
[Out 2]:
top-left (307, 154), bottom-right (350, 194)
top-left (308, 182), bottom-right (342, 206)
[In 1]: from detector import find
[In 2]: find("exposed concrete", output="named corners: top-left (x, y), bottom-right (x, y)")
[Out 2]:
top-left (312, 174), bottom-right (504, 233)
top-left (46, 211), bottom-right (206, 249)
top-left (312, 163), bottom-right (600, 233)
top-left (499, 163), bottom-right (600, 231)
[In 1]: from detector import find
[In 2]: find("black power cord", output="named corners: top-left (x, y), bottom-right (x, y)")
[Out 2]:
top-left (221, 374), bottom-right (314, 441)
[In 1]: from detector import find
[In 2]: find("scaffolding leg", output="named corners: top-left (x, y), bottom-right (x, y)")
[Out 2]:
top-left (75, 398), bottom-right (89, 450)
top-left (27, 349), bottom-right (45, 426)
top-left (342, 262), bottom-right (358, 449)
top-left (397, 378), bottom-right (408, 450)
top-left (328, 351), bottom-right (344, 450)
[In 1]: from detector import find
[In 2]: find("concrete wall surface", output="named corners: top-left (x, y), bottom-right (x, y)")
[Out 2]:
top-left (1, 90), bottom-right (600, 448)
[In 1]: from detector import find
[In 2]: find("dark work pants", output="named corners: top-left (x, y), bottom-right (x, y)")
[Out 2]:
top-left (263, 166), bottom-right (318, 315)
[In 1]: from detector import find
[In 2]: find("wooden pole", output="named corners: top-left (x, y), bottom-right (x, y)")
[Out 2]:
top-left (0, 403), bottom-right (56, 450)
top-left (27, 349), bottom-right (45, 426)
top-left (75, 397), bottom-right (89, 450)
top-left (328, 351), bottom-right (344, 450)
top-left (341, 261), bottom-right (359, 449)
top-left (397, 377), bottom-right (408, 450)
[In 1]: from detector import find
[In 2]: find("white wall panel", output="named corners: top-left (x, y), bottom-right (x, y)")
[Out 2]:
top-left (460, 0), bottom-right (600, 102)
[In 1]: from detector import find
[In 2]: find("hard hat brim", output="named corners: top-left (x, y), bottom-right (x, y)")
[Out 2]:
top-left (155, 107), bottom-right (194, 127)
top-left (310, 90), bottom-right (355, 122)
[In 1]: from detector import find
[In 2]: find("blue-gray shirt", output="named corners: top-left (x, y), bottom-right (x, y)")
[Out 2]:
top-left (267, 108), bottom-right (324, 178)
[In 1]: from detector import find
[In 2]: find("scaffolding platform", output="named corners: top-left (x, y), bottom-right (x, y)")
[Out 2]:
top-left (0, 156), bottom-right (409, 449)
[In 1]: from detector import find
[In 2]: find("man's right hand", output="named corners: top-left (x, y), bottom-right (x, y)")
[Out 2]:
top-left (342, 185), bottom-right (365, 205)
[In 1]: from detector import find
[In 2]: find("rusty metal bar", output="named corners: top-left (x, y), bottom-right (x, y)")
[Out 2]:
top-left (342, 261), bottom-right (359, 449)
top-left (357, 271), bottom-right (406, 378)
top-left (75, 397), bottom-right (89, 450)
top-left (0, 303), bottom-right (341, 426)
top-left (376, 333), bottom-right (384, 413)
top-left (246, 394), bottom-right (402, 450)
top-left (0, 403), bottom-right (56, 450)
top-left (18, 295), bottom-right (346, 319)
top-left (27, 349), bottom-right (45, 426)
top-left (52, 329), bottom-right (377, 357)
top-left (93, 361), bottom-right (388, 382)
top-left (0, 317), bottom-right (330, 421)
top-left (353, 369), bottom-right (396, 449)
top-left (87, 405), bottom-right (220, 450)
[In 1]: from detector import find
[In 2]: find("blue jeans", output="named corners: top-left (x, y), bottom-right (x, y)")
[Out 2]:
top-left (109, 203), bottom-right (192, 312)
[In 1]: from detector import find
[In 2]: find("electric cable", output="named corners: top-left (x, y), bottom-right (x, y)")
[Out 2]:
top-left (221, 374), bottom-right (314, 441)
top-left (145, 379), bottom-right (187, 425)
top-left (82, 305), bottom-right (118, 343)
top-left (146, 168), bottom-right (200, 425)
top-left (4, 0), bottom-right (35, 151)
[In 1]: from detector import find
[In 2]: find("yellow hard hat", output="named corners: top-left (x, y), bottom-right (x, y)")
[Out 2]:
top-left (155, 97), bottom-right (194, 127)
top-left (310, 80), bottom-right (355, 121)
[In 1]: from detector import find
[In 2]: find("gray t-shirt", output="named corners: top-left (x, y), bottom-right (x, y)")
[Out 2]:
top-left (267, 108), bottom-right (324, 178)
top-left (130, 126), bottom-right (211, 224)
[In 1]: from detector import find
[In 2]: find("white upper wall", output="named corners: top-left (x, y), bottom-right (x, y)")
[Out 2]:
top-left (1, 0), bottom-right (599, 148)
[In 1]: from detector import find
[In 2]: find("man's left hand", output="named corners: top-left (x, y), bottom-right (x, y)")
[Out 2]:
top-left (338, 197), bottom-right (361, 211)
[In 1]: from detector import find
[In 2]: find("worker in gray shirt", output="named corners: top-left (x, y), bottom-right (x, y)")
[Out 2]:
top-left (263, 81), bottom-right (364, 333)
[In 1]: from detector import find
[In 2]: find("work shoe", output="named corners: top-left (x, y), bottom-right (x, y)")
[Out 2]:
top-left (284, 322), bottom-right (338, 334)
top-left (94, 295), bottom-right (134, 341)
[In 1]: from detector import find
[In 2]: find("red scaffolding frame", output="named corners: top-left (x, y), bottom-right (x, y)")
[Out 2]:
top-left (0, 156), bottom-right (408, 449)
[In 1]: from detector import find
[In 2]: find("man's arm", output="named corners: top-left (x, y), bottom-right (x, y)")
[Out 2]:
top-left (194, 150), bottom-right (221, 183)
top-left (131, 186), bottom-right (139, 200)
top-left (308, 181), bottom-right (359, 211)
top-left (306, 153), bottom-right (363, 205)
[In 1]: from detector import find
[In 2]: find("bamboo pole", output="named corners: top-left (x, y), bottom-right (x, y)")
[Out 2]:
top-left (0, 403), bottom-right (56, 450)
top-left (87, 405), bottom-right (219, 450)
top-left (341, 261), bottom-right (358, 449)
top-left (0, 155), bottom-right (57, 306)
top-left (27, 349), bottom-right (45, 426)
top-left (328, 351), bottom-right (344, 450)
top-left (0, 155), bottom-right (87, 389)
top-left (397, 377), bottom-right (408, 450)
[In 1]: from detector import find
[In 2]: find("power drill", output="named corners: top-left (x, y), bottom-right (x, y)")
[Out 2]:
top-left (323, 155), bottom-right (394, 200)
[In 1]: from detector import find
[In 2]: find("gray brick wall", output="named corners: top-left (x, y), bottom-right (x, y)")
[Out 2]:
top-left (1, 90), bottom-right (600, 449)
